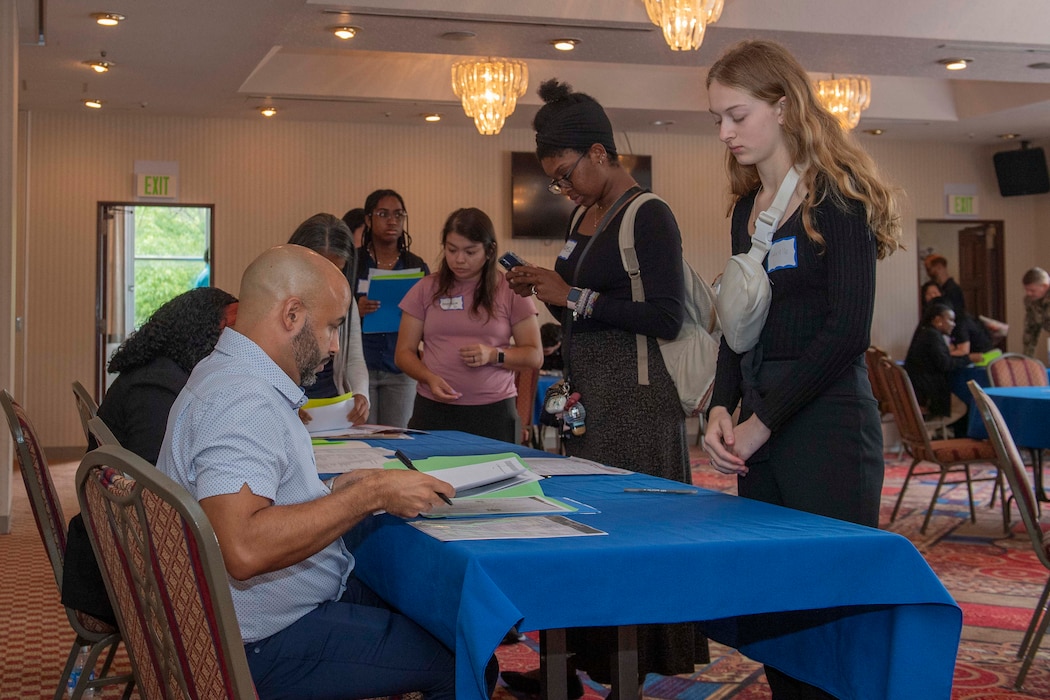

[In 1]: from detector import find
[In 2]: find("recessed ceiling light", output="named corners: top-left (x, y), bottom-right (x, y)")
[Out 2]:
top-left (422, 113), bottom-right (442, 122)
top-left (330, 25), bottom-right (360, 40)
top-left (997, 133), bottom-right (1020, 140)
top-left (441, 31), bottom-right (477, 41)
top-left (650, 119), bottom-right (675, 127)
top-left (259, 106), bottom-right (277, 117)
top-left (92, 12), bottom-right (125, 26)
top-left (83, 98), bottom-right (103, 109)
top-left (550, 38), bottom-right (580, 52)
top-left (862, 128), bottom-right (884, 136)
top-left (937, 58), bottom-right (971, 71)
top-left (84, 60), bottom-right (114, 73)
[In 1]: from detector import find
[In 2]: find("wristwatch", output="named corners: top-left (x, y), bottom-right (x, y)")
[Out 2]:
top-left (497, 350), bottom-right (505, 365)
top-left (566, 287), bottom-right (583, 311)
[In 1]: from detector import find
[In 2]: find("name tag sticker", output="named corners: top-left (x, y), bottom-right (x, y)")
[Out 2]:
top-left (558, 240), bottom-right (578, 260)
top-left (767, 237), bottom-right (798, 272)
top-left (439, 296), bottom-right (465, 311)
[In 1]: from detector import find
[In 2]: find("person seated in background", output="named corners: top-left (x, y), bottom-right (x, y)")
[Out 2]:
top-left (395, 207), bottom-right (542, 444)
top-left (921, 280), bottom-right (994, 357)
top-left (924, 253), bottom-right (966, 316)
top-left (288, 213), bottom-right (369, 424)
top-left (158, 245), bottom-right (474, 700)
top-left (539, 322), bottom-right (563, 374)
top-left (905, 302), bottom-right (982, 436)
top-left (63, 286), bottom-right (238, 625)
top-left (1022, 266), bottom-right (1050, 357)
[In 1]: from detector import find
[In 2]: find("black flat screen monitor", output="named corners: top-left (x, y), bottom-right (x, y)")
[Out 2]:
top-left (993, 147), bottom-right (1050, 197)
top-left (510, 152), bottom-right (653, 239)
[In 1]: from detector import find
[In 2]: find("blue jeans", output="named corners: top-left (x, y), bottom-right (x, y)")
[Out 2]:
top-left (367, 369), bottom-right (417, 428)
top-left (244, 577), bottom-right (455, 700)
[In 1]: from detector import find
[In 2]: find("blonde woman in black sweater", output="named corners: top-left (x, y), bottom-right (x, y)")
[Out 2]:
top-left (703, 40), bottom-right (902, 698)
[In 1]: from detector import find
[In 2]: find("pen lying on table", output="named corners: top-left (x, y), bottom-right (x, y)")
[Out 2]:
top-left (394, 449), bottom-right (455, 505)
top-left (623, 488), bottom-right (698, 495)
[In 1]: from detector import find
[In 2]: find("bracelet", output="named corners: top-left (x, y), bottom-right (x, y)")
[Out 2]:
top-left (578, 289), bottom-right (599, 319)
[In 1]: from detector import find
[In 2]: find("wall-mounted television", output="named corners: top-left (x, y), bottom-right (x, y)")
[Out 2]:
top-left (993, 147), bottom-right (1050, 197)
top-left (510, 152), bottom-right (653, 239)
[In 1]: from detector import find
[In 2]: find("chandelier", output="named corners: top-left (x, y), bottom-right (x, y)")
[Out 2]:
top-left (815, 75), bottom-right (871, 130)
top-left (642, 0), bottom-right (724, 51)
top-left (451, 57), bottom-right (529, 135)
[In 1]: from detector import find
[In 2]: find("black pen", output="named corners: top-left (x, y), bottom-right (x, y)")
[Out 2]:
top-left (395, 450), bottom-right (454, 506)
top-left (623, 488), bottom-right (698, 495)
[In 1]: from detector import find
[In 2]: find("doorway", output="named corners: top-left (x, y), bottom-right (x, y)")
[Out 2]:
top-left (95, 202), bottom-right (214, 398)
top-left (916, 219), bottom-right (1005, 334)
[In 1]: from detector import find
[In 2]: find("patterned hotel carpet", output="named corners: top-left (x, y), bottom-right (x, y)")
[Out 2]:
top-left (2, 452), bottom-right (1050, 698)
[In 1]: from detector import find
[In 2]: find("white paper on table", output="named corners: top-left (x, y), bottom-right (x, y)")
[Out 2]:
top-left (523, 456), bottom-right (632, 476)
top-left (313, 444), bottom-right (394, 474)
top-left (409, 515), bottom-right (607, 541)
top-left (309, 424), bottom-right (415, 439)
top-left (421, 495), bottom-right (578, 518)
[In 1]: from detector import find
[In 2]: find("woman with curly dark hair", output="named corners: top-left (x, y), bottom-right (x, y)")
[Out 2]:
top-left (64, 286), bottom-right (237, 626)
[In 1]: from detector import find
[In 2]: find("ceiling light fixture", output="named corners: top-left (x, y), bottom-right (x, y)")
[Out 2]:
top-left (815, 75), bottom-right (871, 130)
top-left (84, 51), bottom-right (113, 73)
top-left (451, 57), bottom-right (529, 136)
top-left (83, 98), bottom-right (103, 109)
top-left (92, 12), bottom-right (125, 26)
top-left (259, 106), bottom-right (277, 117)
top-left (997, 133), bottom-right (1020, 140)
top-left (331, 26), bottom-right (360, 40)
top-left (642, 0), bottom-right (724, 51)
top-left (550, 38), bottom-right (580, 52)
top-left (422, 113), bottom-right (442, 122)
top-left (862, 128), bottom-right (884, 136)
top-left (938, 58), bottom-right (971, 71)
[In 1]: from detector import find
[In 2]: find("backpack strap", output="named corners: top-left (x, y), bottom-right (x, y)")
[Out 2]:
top-left (618, 192), bottom-right (662, 386)
top-left (748, 166), bottom-right (801, 262)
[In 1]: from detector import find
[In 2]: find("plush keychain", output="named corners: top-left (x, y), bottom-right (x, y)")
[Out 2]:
top-left (544, 380), bottom-right (586, 437)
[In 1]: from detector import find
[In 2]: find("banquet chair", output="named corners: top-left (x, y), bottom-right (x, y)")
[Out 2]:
top-left (77, 444), bottom-right (257, 700)
top-left (987, 352), bottom-right (1049, 498)
top-left (968, 381), bottom-right (1050, 690)
top-left (87, 415), bottom-right (121, 448)
top-left (72, 380), bottom-right (99, 443)
top-left (879, 360), bottom-right (999, 534)
top-left (0, 390), bottom-right (134, 700)
top-left (864, 346), bottom-right (892, 417)
top-left (514, 366), bottom-right (541, 448)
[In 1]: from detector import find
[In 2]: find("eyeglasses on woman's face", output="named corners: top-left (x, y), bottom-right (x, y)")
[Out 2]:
top-left (372, 209), bottom-right (407, 222)
top-left (547, 152), bottom-right (587, 195)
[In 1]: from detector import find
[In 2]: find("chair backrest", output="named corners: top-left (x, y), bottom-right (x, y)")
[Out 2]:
top-left (77, 445), bottom-right (257, 700)
top-left (864, 346), bottom-right (891, 414)
top-left (1, 389), bottom-right (67, 589)
top-left (968, 381), bottom-right (1050, 569)
top-left (514, 366), bottom-right (540, 432)
top-left (72, 380), bottom-right (100, 443)
top-left (87, 415), bottom-right (121, 448)
top-left (987, 353), bottom-right (1050, 388)
top-left (878, 358), bottom-right (935, 457)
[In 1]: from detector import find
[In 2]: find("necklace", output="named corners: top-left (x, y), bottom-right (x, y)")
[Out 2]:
top-left (371, 245), bottom-right (400, 269)
top-left (592, 201), bottom-right (606, 231)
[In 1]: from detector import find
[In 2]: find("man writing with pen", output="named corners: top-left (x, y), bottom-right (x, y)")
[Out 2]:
top-left (158, 245), bottom-right (491, 700)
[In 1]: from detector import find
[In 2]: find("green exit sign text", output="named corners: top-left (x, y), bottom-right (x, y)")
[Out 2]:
top-left (136, 173), bottom-right (178, 199)
top-left (947, 194), bottom-right (977, 216)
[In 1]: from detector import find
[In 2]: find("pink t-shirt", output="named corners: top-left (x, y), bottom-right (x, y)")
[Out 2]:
top-left (399, 273), bottom-right (537, 405)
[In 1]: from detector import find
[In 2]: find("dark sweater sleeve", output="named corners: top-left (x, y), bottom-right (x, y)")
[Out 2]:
top-left (753, 201), bottom-right (878, 432)
top-left (587, 199), bottom-right (685, 339)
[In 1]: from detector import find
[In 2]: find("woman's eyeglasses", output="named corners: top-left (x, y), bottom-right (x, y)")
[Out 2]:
top-left (372, 210), bottom-right (407, 222)
top-left (547, 152), bottom-right (587, 195)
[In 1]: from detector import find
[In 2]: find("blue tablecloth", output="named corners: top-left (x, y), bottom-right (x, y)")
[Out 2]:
top-left (968, 386), bottom-right (1050, 444)
top-left (343, 431), bottom-right (960, 700)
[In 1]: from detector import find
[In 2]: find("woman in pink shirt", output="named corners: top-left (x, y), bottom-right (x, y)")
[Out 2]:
top-left (396, 208), bottom-right (542, 442)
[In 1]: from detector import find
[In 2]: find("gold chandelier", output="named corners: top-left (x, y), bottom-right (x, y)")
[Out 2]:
top-left (815, 76), bottom-right (871, 130)
top-left (451, 57), bottom-right (529, 135)
top-left (642, 0), bottom-right (724, 51)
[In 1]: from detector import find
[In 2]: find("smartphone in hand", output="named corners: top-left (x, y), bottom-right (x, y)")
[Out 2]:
top-left (498, 251), bottom-right (527, 271)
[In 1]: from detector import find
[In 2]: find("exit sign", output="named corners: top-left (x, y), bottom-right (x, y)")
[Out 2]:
top-left (136, 173), bottom-right (178, 199)
top-left (946, 194), bottom-right (978, 216)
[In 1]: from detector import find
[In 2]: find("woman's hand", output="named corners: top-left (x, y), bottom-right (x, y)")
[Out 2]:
top-left (459, 344), bottom-right (492, 367)
top-left (506, 266), bottom-right (572, 306)
top-left (426, 376), bottom-right (462, 403)
top-left (346, 394), bottom-right (369, 425)
top-left (358, 298), bottom-right (380, 317)
top-left (702, 406), bottom-right (749, 476)
top-left (731, 414), bottom-right (771, 463)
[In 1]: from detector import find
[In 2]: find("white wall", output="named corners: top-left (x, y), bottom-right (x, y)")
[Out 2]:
top-left (13, 110), bottom-right (1050, 446)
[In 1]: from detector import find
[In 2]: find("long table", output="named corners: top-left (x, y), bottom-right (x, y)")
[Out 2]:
top-left (967, 386), bottom-right (1050, 498)
top-left (342, 431), bottom-right (961, 700)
